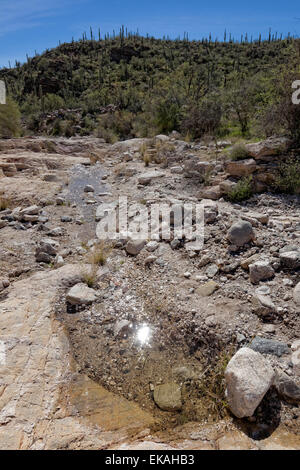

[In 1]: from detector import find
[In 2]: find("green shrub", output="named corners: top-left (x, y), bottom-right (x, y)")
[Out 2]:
top-left (274, 157), bottom-right (300, 194)
top-left (97, 111), bottom-right (134, 142)
top-left (229, 143), bottom-right (250, 161)
top-left (228, 176), bottom-right (253, 202)
top-left (181, 99), bottom-right (222, 139)
top-left (42, 93), bottom-right (65, 112)
top-left (0, 96), bottom-right (21, 138)
top-left (154, 99), bottom-right (181, 134)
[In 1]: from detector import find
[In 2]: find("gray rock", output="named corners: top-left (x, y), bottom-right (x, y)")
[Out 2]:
top-left (252, 294), bottom-right (276, 317)
top-left (274, 371), bottom-right (300, 404)
top-left (293, 282), bottom-right (300, 306)
top-left (125, 239), bottom-right (146, 256)
top-left (66, 283), bottom-right (97, 305)
top-left (153, 383), bottom-right (182, 411)
top-left (183, 158), bottom-right (213, 179)
top-left (280, 251), bottom-right (300, 270)
top-left (145, 255), bottom-right (157, 266)
top-left (54, 255), bottom-right (64, 268)
top-left (138, 171), bottom-right (165, 185)
top-left (250, 337), bottom-right (290, 357)
top-left (61, 216), bottom-right (72, 223)
top-left (279, 245), bottom-right (299, 254)
top-left (47, 227), bottom-right (63, 237)
top-left (170, 239), bottom-right (180, 250)
top-left (227, 220), bottom-right (255, 247)
top-left (292, 350), bottom-right (300, 376)
top-left (146, 241), bottom-right (159, 252)
top-left (36, 238), bottom-right (59, 256)
top-left (206, 264), bottom-right (219, 278)
top-left (249, 260), bottom-right (275, 284)
top-left (225, 347), bottom-right (275, 418)
top-left (35, 252), bottom-right (52, 263)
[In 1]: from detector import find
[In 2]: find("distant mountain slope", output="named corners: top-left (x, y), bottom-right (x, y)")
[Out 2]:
top-left (0, 35), bottom-right (298, 139)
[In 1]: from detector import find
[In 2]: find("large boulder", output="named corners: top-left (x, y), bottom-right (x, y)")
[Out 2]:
top-left (227, 220), bottom-right (255, 247)
top-left (225, 159), bottom-right (256, 177)
top-left (219, 179), bottom-right (237, 195)
top-left (249, 260), bottom-right (275, 284)
top-left (245, 137), bottom-right (289, 160)
top-left (153, 383), bottom-right (182, 411)
top-left (225, 347), bottom-right (275, 418)
top-left (198, 185), bottom-right (221, 201)
top-left (183, 157), bottom-right (213, 179)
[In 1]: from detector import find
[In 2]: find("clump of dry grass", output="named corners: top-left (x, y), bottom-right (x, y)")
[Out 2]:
top-left (0, 197), bottom-right (11, 211)
top-left (139, 142), bottom-right (148, 158)
top-left (114, 163), bottom-right (126, 177)
top-left (89, 150), bottom-right (106, 165)
top-left (88, 241), bottom-right (111, 266)
top-left (195, 349), bottom-right (233, 421)
top-left (143, 153), bottom-right (151, 167)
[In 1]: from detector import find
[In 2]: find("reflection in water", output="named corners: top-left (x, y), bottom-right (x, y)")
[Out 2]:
top-left (136, 325), bottom-right (151, 346)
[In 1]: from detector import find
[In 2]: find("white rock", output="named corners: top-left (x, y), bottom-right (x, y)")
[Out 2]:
top-left (225, 347), bottom-right (275, 418)
top-left (66, 283), bottom-right (97, 305)
top-left (291, 340), bottom-right (300, 352)
top-left (54, 255), bottom-right (64, 268)
top-left (293, 282), bottom-right (300, 306)
top-left (146, 241), bottom-right (159, 252)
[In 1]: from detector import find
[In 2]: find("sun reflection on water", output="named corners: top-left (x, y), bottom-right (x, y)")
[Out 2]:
top-left (136, 325), bottom-right (151, 346)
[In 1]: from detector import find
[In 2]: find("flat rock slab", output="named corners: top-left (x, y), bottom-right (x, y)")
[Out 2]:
top-left (250, 337), bottom-right (290, 357)
top-left (0, 265), bottom-right (154, 449)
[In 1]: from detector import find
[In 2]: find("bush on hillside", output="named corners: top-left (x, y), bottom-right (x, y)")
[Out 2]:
top-left (274, 157), bottom-right (300, 194)
top-left (228, 176), bottom-right (253, 202)
top-left (0, 96), bottom-right (21, 138)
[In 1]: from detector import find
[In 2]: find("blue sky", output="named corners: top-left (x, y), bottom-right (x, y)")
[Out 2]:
top-left (0, 0), bottom-right (299, 67)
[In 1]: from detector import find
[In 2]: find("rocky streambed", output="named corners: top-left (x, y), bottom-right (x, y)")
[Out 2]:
top-left (0, 135), bottom-right (299, 449)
